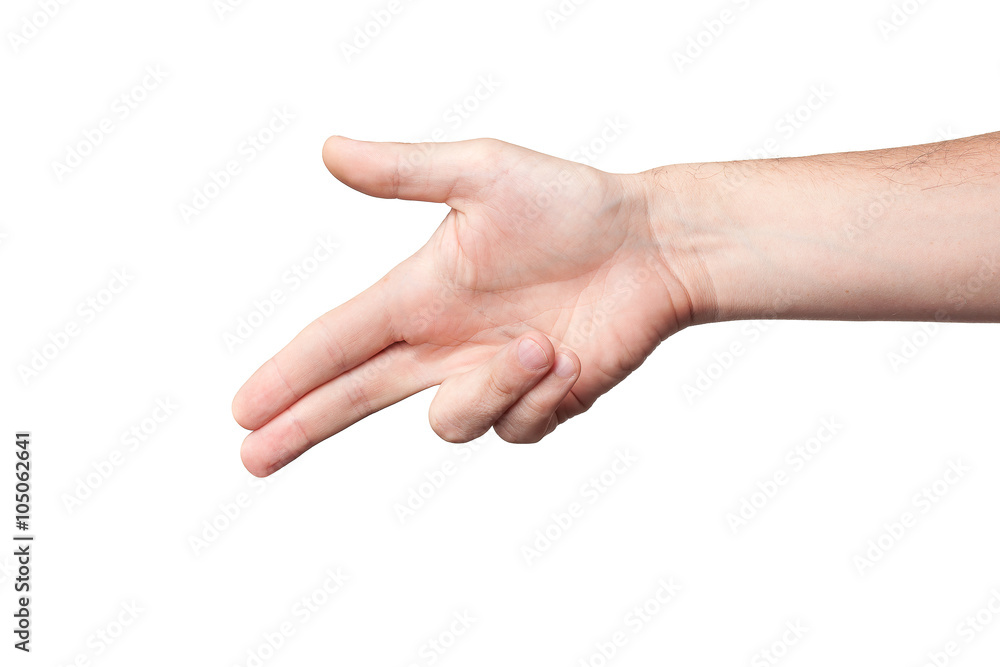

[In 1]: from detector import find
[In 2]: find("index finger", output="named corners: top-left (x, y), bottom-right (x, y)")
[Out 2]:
top-left (232, 277), bottom-right (397, 431)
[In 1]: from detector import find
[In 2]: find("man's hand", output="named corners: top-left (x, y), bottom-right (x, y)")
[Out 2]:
top-left (233, 137), bottom-right (697, 477)
top-left (233, 132), bottom-right (1000, 477)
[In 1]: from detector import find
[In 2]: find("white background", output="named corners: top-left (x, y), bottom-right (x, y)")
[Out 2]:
top-left (3, 0), bottom-right (1000, 665)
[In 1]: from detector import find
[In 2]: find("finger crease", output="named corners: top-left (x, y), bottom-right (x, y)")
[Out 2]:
top-left (271, 357), bottom-right (300, 403)
top-left (317, 317), bottom-right (350, 372)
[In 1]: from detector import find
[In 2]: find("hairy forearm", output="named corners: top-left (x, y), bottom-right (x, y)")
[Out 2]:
top-left (645, 132), bottom-right (1000, 326)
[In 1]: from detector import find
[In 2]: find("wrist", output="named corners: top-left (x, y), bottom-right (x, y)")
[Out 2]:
top-left (639, 159), bottom-right (833, 326)
top-left (636, 163), bottom-right (736, 326)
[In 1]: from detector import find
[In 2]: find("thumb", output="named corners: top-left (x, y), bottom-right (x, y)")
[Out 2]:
top-left (322, 136), bottom-right (502, 205)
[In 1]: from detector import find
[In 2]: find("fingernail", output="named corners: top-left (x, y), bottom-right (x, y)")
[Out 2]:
top-left (553, 353), bottom-right (575, 378)
top-left (518, 338), bottom-right (548, 370)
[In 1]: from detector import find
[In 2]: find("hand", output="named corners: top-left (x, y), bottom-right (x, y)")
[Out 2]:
top-left (232, 137), bottom-right (698, 476)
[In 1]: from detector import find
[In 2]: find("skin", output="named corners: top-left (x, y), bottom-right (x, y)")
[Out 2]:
top-left (233, 133), bottom-right (1000, 477)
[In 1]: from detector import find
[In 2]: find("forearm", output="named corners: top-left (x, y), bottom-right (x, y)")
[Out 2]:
top-left (646, 132), bottom-right (1000, 326)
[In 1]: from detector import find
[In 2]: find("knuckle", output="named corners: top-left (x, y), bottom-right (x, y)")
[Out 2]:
top-left (494, 411), bottom-right (544, 445)
top-left (474, 138), bottom-right (508, 168)
top-left (483, 371), bottom-right (517, 404)
top-left (342, 376), bottom-right (373, 420)
top-left (493, 420), bottom-right (527, 444)
top-left (478, 137), bottom-right (504, 152)
top-left (428, 406), bottom-right (474, 443)
top-left (391, 149), bottom-right (403, 197)
top-left (316, 319), bottom-right (349, 372)
top-left (285, 406), bottom-right (313, 448)
top-left (516, 391), bottom-right (548, 419)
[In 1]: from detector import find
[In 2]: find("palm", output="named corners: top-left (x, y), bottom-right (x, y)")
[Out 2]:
top-left (234, 137), bottom-right (690, 476)
top-left (385, 147), bottom-right (683, 420)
